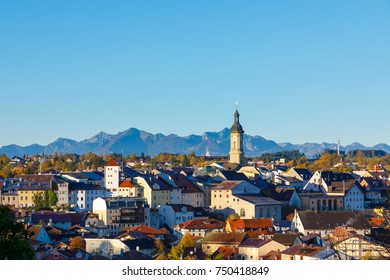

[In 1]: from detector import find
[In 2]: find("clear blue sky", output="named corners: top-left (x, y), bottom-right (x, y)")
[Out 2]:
top-left (1, 0), bottom-right (389, 147)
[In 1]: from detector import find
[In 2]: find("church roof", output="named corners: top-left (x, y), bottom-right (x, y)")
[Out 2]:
top-left (230, 110), bottom-right (244, 133)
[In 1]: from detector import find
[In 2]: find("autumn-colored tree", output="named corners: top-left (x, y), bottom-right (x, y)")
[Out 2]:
top-left (69, 236), bottom-right (86, 251)
top-left (178, 233), bottom-right (196, 248)
top-left (154, 239), bottom-right (167, 253)
top-left (227, 213), bottom-right (239, 221)
top-left (167, 245), bottom-right (184, 260)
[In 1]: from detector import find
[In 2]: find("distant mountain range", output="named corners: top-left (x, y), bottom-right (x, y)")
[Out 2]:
top-left (1, 127), bottom-right (389, 159)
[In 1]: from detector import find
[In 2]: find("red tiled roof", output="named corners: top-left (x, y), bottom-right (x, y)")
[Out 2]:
top-left (105, 160), bottom-right (119, 167)
top-left (125, 225), bottom-right (166, 237)
top-left (370, 217), bottom-right (386, 228)
top-left (179, 219), bottom-right (225, 230)
top-left (228, 218), bottom-right (274, 235)
top-left (119, 181), bottom-right (137, 188)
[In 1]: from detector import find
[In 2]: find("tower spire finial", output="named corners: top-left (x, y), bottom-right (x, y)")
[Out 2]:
top-left (236, 101), bottom-right (238, 110)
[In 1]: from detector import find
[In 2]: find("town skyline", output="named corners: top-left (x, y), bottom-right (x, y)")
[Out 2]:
top-left (1, 1), bottom-right (389, 147)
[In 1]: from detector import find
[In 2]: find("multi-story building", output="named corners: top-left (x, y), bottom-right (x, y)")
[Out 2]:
top-left (93, 197), bottom-right (150, 236)
top-left (104, 160), bottom-right (120, 197)
top-left (157, 204), bottom-right (194, 228)
top-left (211, 180), bottom-right (282, 220)
top-left (133, 175), bottom-right (172, 208)
top-left (68, 182), bottom-right (108, 212)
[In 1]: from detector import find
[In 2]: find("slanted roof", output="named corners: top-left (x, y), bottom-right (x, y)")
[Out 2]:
top-left (167, 204), bottom-right (194, 213)
top-left (212, 180), bottom-right (243, 191)
top-left (281, 244), bottom-right (324, 257)
top-left (223, 163), bottom-right (242, 172)
top-left (273, 233), bottom-right (300, 246)
top-left (234, 194), bottom-right (282, 206)
top-left (320, 172), bottom-right (354, 186)
top-left (68, 182), bottom-right (105, 191)
top-left (125, 225), bottom-right (166, 236)
top-left (119, 181), bottom-right (137, 188)
top-left (229, 218), bottom-right (274, 232)
top-left (297, 210), bottom-right (371, 230)
top-left (105, 160), bottom-right (119, 167)
top-left (272, 188), bottom-right (296, 201)
top-left (239, 238), bottom-right (270, 248)
top-left (219, 170), bottom-right (248, 180)
top-left (293, 168), bottom-right (312, 180)
top-left (20, 174), bottom-right (55, 183)
top-left (112, 250), bottom-right (153, 260)
top-left (202, 232), bottom-right (247, 244)
top-left (178, 219), bottom-right (225, 230)
top-left (168, 173), bottom-right (204, 193)
top-left (28, 225), bottom-right (44, 240)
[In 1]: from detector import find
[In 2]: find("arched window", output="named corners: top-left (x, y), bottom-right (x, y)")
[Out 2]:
top-left (240, 208), bottom-right (246, 217)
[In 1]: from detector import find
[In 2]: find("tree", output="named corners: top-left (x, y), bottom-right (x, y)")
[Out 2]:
top-left (33, 192), bottom-right (43, 210)
top-left (167, 245), bottom-right (184, 260)
top-left (48, 190), bottom-right (58, 208)
top-left (69, 236), bottom-right (86, 251)
top-left (43, 190), bottom-right (50, 209)
top-left (178, 233), bottom-right (196, 248)
top-left (154, 239), bottom-right (167, 254)
top-left (0, 205), bottom-right (35, 259)
top-left (181, 155), bottom-right (190, 167)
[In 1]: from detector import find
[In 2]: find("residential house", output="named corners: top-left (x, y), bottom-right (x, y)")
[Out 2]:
top-left (211, 180), bottom-right (282, 220)
top-left (124, 225), bottom-right (166, 239)
top-left (28, 225), bottom-right (51, 244)
top-left (213, 170), bottom-right (249, 182)
top-left (201, 232), bottom-right (247, 255)
top-left (283, 168), bottom-right (312, 189)
top-left (68, 182), bottom-right (108, 212)
top-left (31, 211), bottom-right (86, 230)
top-left (302, 171), bottom-right (365, 211)
top-left (85, 238), bottom-right (129, 259)
top-left (190, 175), bottom-right (219, 207)
top-left (270, 188), bottom-right (301, 210)
top-left (174, 218), bottom-right (225, 238)
top-left (134, 175), bottom-right (172, 208)
top-left (42, 248), bottom-right (90, 260)
top-left (92, 197), bottom-right (150, 236)
top-left (165, 172), bottom-right (205, 207)
top-left (273, 175), bottom-right (303, 190)
top-left (118, 180), bottom-right (141, 197)
top-left (272, 233), bottom-right (303, 248)
top-left (157, 204), bottom-right (194, 228)
top-left (293, 210), bottom-right (371, 236)
top-left (238, 166), bottom-right (261, 180)
top-left (237, 239), bottom-right (287, 260)
top-left (327, 226), bottom-right (390, 259)
top-left (115, 232), bottom-right (157, 257)
top-left (281, 244), bottom-right (337, 260)
top-left (225, 218), bottom-right (275, 239)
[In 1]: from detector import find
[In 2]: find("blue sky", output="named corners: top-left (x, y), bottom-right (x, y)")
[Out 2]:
top-left (1, 0), bottom-right (389, 148)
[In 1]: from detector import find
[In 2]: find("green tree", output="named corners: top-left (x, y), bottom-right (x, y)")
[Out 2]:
top-left (48, 190), bottom-right (58, 208)
top-left (0, 205), bottom-right (35, 259)
top-left (33, 192), bottom-right (43, 210)
top-left (181, 155), bottom-right (190, 167)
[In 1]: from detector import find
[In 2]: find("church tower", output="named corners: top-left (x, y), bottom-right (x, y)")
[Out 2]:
top-left (229, 104), bottom-right (245, 165)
